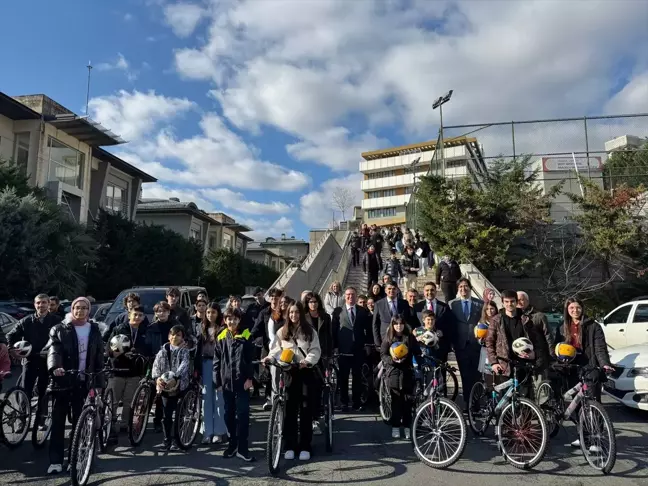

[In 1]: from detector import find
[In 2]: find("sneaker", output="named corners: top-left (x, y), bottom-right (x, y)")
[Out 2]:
top-left (223, 445), bottom-right (237, 458)
top-left (237, 451), bottom-right (256, 462)
top-left (299, 451), bottom-right (311, 461)
top-left (391, 427), bottom-right (400, 439)
top-left (589, 445), bottom-right (602, 453)
top-left (404, 428), bottom-right (411, 440)
top-left (570, 439), bottom-right (580, 448)
top-left (201, 435), bottom-right (212, 445)
top-left (312, 421), bottom-right (322, 435)
top-left (67, 464), bottom-right (71, 473)
top-left (263, 401), bottom-right (272, 411)
top-left (47, 464), bottom-right (62, 474)
top-left (212, 435), bottom-right (224, 444)
top-left (164, 440), bottom-right (172, 450)
top-left (284, 450), bottom-right (295, 460)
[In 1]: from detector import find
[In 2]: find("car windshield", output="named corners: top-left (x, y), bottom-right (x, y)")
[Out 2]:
top-left (110, 290), bottom-right (167, 315)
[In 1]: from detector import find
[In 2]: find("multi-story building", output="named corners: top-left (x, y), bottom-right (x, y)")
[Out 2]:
top-left (0, 92), bottom-right (156, 222)
top-left (359, 136), bottom-right (487, 226)
top-left (206, 212), bottom-right (253, 256)
top-left (246, 243), bottom-right (288, 272)
top-left (252, 234), bottom-right (310, 266)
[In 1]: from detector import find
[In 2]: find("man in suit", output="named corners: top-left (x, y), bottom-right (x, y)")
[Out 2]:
top-left (372, 282), bottom-right (409, 347)
top-left (448, 278), bottom-right (484, 409)
top-left (414, 282), bottom-right (453, 359)
top-left (332, 287), bottom-right (372, 412)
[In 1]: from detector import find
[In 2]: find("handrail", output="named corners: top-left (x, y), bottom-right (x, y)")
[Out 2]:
top-left (302, 229), bottom-right (333, 271)
top-left (319, 231), bottom-right (353, 294)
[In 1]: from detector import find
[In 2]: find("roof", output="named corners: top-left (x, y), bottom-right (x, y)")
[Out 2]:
top-left (247, 246), bottom-right (283, 258)
top-left (261, 239), bottom-right (309, 245)
top-left (47, 113), bottom-right (125, 147)
top-left (137, 199), bottom-right (214, 223)
top-left (93, 148), bottom-right (157, 183)
top-left (0, 92), bottom-right (41, 120)
top-left (361, 136), bottom-right (478, 160)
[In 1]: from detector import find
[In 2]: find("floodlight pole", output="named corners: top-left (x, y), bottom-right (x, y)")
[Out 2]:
top-left (433, 90), bottom-right (453, 179)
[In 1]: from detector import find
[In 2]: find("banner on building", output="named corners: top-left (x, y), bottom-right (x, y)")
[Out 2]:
top-left (542, 156), bottom-right (603, 172)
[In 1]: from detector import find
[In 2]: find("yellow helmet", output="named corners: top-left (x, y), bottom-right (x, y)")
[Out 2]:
top-left (390, 342), bottom-right (409, 360)
top-left (555, 342), bottom-right (577, 363)
top-left (279, 348), bottom-right (295, 365)
top-left (474, 323), bottom-right (489, 340)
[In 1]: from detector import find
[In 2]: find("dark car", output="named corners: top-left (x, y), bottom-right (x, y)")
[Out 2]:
top-left (0, 302), bottom-right (32, 320)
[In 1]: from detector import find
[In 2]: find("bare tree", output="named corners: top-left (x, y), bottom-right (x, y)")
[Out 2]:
top-left (331, 187), bottom-right (354, 222)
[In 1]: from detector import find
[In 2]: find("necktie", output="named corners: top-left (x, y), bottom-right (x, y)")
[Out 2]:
top-left (349, 306), bottom-right (355, 323)
top-left (390, 300), bottom-right (396, 316)
top-left (428, 300), bottom-right (433, 312)
top-left (463, 300), bottom-right (470, 320)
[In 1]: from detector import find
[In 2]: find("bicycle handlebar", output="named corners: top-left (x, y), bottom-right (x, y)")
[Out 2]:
top-left (252, 359), bottom-right (314, 369)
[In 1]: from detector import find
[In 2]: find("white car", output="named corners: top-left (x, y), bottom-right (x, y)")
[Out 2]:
top-left (603, 343), bottom-right (648, 410)
top-left (599, 299), bottom-right (648, 350)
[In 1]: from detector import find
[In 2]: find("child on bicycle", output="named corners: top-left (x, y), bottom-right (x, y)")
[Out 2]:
top-left (213, 307), bottom-right (256, 462)
top-left (413, 310), bottom-right (450, 362)
top-left (381, 315), bottom-right (421, 440)
top-left (152, 325), bottom-right (190, 450)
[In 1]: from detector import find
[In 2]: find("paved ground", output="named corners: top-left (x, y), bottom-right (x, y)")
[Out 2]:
top-left (1, 392), bottom-right (647, 486)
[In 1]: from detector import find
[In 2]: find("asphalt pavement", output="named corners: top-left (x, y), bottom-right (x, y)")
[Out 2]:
top-left (1, 392), bottom-right (647, 486)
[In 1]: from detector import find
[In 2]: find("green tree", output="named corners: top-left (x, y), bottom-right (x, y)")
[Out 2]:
top-left (0, 188), bottom-right (96, 299)
top-left (203, 248), bottom-right (279, 297)
top-left (603, 141), bottom-right (648, 189)
top-left (415, 156), bottom-right (557, 272)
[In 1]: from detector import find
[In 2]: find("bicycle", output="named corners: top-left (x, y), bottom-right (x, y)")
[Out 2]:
top-left (317, 357), bottom-right (337, 453)
top-left (413, 355), bottom-right (459, 410)
top-left (536, 363), bottom-right (616, 474)
top-left (127, 354), bottom-right (156, 447)
top-left (174, 372), bottom-right (203, 450)
top-left (467, 356), bottom-right (548, 470)
top-left (66, 367), bottom-right (127, 486)
top-left (411, 355), bottom-right (467, 468)
top-left (0, 357), bottom-right (32, 448)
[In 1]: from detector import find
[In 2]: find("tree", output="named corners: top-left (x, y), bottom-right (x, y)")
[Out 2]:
top-left (415, 156), bottom-right (557, 272)
top-left (331, 187), bottom-right (354, 222)
top-left (0, 188), bottom-right (96, 299)
top-left (202, 248), bottom-right (280, 297)
top-left (603, 141), bottom-right (648, 189)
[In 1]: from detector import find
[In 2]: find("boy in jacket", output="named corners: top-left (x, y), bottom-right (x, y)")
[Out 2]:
top-left (213, 307), bottom-right (256, 462)
top-left (147, 301), bottom-right (176, 432)
top-left (384, 248), bottom-right (404, 284)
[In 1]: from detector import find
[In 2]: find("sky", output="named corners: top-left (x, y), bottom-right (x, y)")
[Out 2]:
top-left (1, 0), bottom-right (647, 240)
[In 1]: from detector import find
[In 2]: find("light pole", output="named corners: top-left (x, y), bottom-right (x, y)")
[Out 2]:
top-left (432, 90), bottom-right (453, 179)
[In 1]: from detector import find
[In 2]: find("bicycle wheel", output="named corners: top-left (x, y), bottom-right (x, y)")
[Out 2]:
top-left (578, 400), bottom-right (616, 474)
top-left (69, 407), bottom-right (97, 486)
top-left (31, 390), bottom-right (54, 448)
top-left (99, 388), bottom-right (114, 452)
top-left (413, 397), bottom-right (467, 468)
top-left (0, 386), bottom-right (31, 448)
top-left (379, 378), bottom-right (392, 424)
top-left (175, 387), bottom-right (201, 450)
top-left (467, 381), bottom-right (490, 436)
top-left (128, 383), bottom-right (152, 447)
top-left (359, 363), bottom-right (371, 405)
top-left (323, 386), bottom-right (333, 453)
top-left (497, 397), bottom-right (548, 470)
top-left (535, 380), bottom-right (560, 438)
top-left (266, 397), bottom-right (284, 476)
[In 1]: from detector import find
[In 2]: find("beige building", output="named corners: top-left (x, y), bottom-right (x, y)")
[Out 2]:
top-left (360, 136), bottom-right (487, 226)
top-left (258, 234), bottom-right (310, 263)
top-left (246, 243), bottom-right (288, 272)
top-left (0, 92), bottom-right (156, 222)
top-left (206, 212), bottom-right (253, 256)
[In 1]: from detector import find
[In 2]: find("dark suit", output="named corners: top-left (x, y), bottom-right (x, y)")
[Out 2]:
top-left (413, 299), bottom-right (453, 361)
top-left (332, 305), bottom-right (372, 408)
top-left (449, 297), bottom-right (484, 405)
top-left (372, 297), bottom-right (409, 347)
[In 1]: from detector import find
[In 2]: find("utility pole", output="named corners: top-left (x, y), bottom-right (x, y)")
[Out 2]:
top-left (85, 61), bottom-right (93, 116)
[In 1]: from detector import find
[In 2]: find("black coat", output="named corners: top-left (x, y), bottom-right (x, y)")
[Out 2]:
top-left (305, 313), bottom-right (333, 359)
top-left (372, 297), bottom-right (409, 347)
top-left (332, 306), bottom-right (372, 355)
top-left (553, 318), bottom-right (611, 368)
top-left (246, 300), bottom-right (269, 327)
top-left (170, 306), bottom-right (191, 330)
top-left (381, 333), bottom-right (421, 393)
top-left (104, 312), bottom-right (150, 342)
top-left (8, 313), bottom-right (62, 359)
top-left (363, 252), bottom-right (383, 275)
top-left (145, 319), bottom-right (176, 356)
top-left (213, 328), bottom-right (256, 391)
top-left (107, 322), bottom-right (150, 377)
top-left (47, 321), bottom-right (106, 389)
top-left (250, 306), bottom-right (285, 350)
top-left (436, 260), bottom-right (461, 286)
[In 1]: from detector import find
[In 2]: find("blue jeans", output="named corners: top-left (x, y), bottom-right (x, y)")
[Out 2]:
top-left (202, 359), bottom-right (227, 436)
top-left (223, 385), bottom-right (250, 455)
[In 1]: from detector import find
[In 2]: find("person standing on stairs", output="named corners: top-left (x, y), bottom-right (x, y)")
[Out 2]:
top-left (370, 228), bottom-right (384, 256)
top-left (362, 245), bottom-right (383, 295)
top-left (436, 256), bottom-right (462, 303)
top-left (324, 281), bottom-right (344, 317)
top-left (400, 246), bottom-right (420, 291)
top-left (384, 248), bottom-right (404, 285)
top-left (350, 231), bottom-right (362, 267)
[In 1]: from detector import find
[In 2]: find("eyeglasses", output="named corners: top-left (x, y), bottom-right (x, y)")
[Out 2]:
top-left (74, 306), bottom-right (89, 311)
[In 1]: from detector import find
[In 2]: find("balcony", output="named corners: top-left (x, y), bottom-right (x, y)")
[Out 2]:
top-left (48, 158), bottom-right (83, 189)
top-left (359, 145), bottom-right (469, 173)
top-left (361, 174), bottom-right (415, 191)
top-left (361, 194), bottom-right (411, 210)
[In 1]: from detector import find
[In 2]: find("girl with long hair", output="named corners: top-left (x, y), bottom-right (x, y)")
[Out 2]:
top-left (200, 302), bottom-right (227, 444)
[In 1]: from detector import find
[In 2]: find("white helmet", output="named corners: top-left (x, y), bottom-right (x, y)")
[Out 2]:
top-left (159, 371), bottom-right (179, 393)
top-left (109, 334), bottom-right (131, 356)
top-left (13, 341), bottom-right (32, 358)
top-left (512, 337), bottom-right (534, 358)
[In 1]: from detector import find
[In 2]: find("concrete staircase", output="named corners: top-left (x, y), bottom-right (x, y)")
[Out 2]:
top-left (344, 253), bottom-right (367, 294)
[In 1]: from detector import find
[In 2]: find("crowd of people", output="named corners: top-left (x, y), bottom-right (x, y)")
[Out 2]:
top-left (0, 231), bottom-right (614, 475)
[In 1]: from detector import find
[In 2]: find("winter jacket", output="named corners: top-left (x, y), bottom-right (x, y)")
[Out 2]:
top-left (7, 313), bottom-right (62, 359)
top-left (305, 313), bottom-right (333, 360)
top-left (416, 240), bottom-right (431, 258)
top-left (413, 327), bottom-right (450, 363)
top-left (250, 306), bottom-right (285, 351)
top-left (552, 317), bottom-right (611, 368)
top-left (269, 327), bottom-right (322, 366)
top-left (169, 306), bottom-right (191, 330)
top-left (522, 306), bottom-right (552, 365)
top-left (436, 260), bottom-right (461, 286)
top-left (107, 321), bottom-right (150, 378)
top-left (324, 292), bottom-right (344, 316)
top-left (350, 234), bottom-right (362, 249)
top-left (246, 300), bottom-right (269, 328)
top-left (145, 319), bottom-right (175, 356)
top-left (212, 328), bottom-right (256, 391)
top-left (106, 312), bottom-right (150, 342)
top-left (383, 257), bottom-right (403, 281)
top-left (363, 252), bottom-right (383, 276)
top-left (380, 333), bottom-right (421, 393)
top-left (400, 253), bottom-right (420, 276)
top-left (47, 319), bottom-right (106, 389)
top-left (151, 343), bottom-right (190, 393)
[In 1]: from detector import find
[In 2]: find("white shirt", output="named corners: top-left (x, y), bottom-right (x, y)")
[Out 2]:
top-left (74, 323), bottom-right (91, 379)
top-left (268, 317), bottom-right (278, 350)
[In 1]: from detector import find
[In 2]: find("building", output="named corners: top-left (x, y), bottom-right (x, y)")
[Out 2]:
top-left (604, 135), bottom-right (646, 152)
top-left (246, 242), bottom-right (288, 272)
top-left (359, 136), bottom-right (487, 226)
top-left (253, 234), bottom-right (310, 265)
top-left (206, 212), bottom-right (253, 256)
top-left (0, 92), bottom-right (156, 222)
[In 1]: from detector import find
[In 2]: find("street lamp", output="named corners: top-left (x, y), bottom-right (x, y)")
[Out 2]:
top-left (432, 90), bottom-right (453, 179)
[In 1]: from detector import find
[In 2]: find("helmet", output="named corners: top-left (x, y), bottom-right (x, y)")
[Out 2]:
top-left (555, 342), bottom-right (577, 363)
top-left (474, 323), bottom-right (489, 340)
top-left (278, 348), bottom-right (295, 366)
top-left (390, 342), bottom-right (409, 360)
top-left (13, 341), bottom-right (32, 358)
top-left (416, 330), bottom-right (439, 347)
top-left (109, 334), bottom-right (131, 357)
top-left (512, 337), bottom-right (534, 358)
top-left (159, 371), bottom-right (179, 393)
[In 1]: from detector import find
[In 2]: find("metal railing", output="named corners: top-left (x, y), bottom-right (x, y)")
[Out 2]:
top-left (318, 231), bottom-right (353, 295)
top-left (302, 229), bottom-right (333, 271)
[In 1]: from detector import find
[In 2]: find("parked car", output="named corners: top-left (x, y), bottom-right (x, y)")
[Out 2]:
top-left (93, 302), bottom-right (113, 323)
top-left (218, 295), bottom-right (257, 313)
top-left (0, 302), bottom-right (32, 320)
top-left (598, 300), bottom-right (648, 350)
top-left (0, 312), bottom-right (18, 336)
top-left (603, 344), bottom-right (648, 411)
top-left (104, 286), bottom-right (206, 325)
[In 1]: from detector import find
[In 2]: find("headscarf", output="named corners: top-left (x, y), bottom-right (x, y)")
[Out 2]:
top-left (69, 297), bottom-right (91, 325)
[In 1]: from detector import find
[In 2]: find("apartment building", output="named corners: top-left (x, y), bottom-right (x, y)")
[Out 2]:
top-left (0, 92), bottom-right (156, 222)
top-left (246, 243), bottom-right (288, 272)
top-left (206, 212), bottom-right (253, 256)
top-left (359, 136), bottom-right (487, 226)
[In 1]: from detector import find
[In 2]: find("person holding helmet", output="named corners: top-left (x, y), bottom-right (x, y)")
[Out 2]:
top-left (413, 310), bottom-right (450, 363)
top-left (152, 325), bottom-right (190, 450)
top-left (381, 315), bottom-right (421, 440)
top-left (476, 301), bottom-right (499, 384)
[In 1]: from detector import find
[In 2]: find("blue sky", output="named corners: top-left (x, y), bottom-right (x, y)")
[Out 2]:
top-left (1, 0), bottom-right (647, 239)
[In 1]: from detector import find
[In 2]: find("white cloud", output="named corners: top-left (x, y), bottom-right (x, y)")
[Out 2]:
top-left (88, 90), bottom-right (195, 140)
top-left (299, 173), bottom-right (362, 228)
top-left (237, 215), bottom-right (295, 241)
top-left (141, 183), bottom-right (216, 211)
top-left (200, 188), bottom-right (291, 215)
top-left (164, 3), bottom-right (207, 38)
top-left (604, 71), bottom-right (648, 115)
top-left (96, 53), bottom-right (130, 72)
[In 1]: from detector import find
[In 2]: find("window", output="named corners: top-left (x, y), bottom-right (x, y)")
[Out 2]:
top-left (209, 236), bottom-right (216, 249)
top-left (605, 305), bottom-right (632, 325)
top-left (13, 132), bottom-right (30, 172)
top-left (404, 186), bottom-right (414, 194)
top-left (367, 207), bottom-right (397, 219)
top-left (223, 233), bottom-right (232, 249)
top-left (382, 189), bottom-right (396, 197)
top-left (105, 184), bottom-right (125, 213)
top-left (47, 137), bottom-right (85, 189)
top-left (368, 189), bottom-right (397, 198)
top-left (367, 170), bottom-right (397, 180)
top-left (632, 305), bottom-right (648, 323)
top-left (190, 228), bottom-right (200, 240)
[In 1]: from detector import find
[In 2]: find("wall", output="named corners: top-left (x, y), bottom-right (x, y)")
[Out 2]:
top-left (263, 242), bottom-right (309, 261)
top-left (0, 114), bottom-right (15, 160)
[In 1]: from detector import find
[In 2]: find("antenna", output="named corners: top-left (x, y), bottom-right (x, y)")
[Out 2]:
top-left (85, 61), bottom-right (93, 115)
